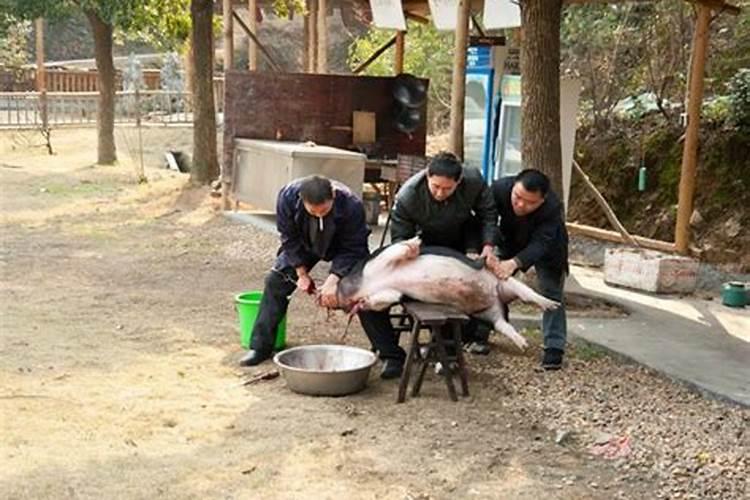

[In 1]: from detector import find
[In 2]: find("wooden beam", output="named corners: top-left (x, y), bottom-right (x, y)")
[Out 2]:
top-left (247, 0), bottom-right (258, 70)
top-left (317, 0), bottom-right (327, 73)
top-left (572, 159), bottom-right (640, 247)
top-left (232, 11), bottom-right (282, 72)
top-left (303, 5), bottom-right (310, 72)
top-left (405, 11), bottom-right (429, 24)
top-left (394, 31), bottom-right (405, 74)
top-left (352, 35), bottom-right (397, 75)
top-left (567, 223), bottom-right (677, 253)
top-left (449, 0), bottom-right (471, 159)
top-left (35, 18), bottom-right (48, 130)
top-left (675, 5), bottom-right (711, 254)
top-left (308, 0), bottom-right (318, 72)
top-left (222, 0), bottom-right (234, 70)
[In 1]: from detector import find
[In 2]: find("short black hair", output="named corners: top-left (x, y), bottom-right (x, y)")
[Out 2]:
top-left (427, 151), bottom-right (463, 181)
top-left (298, 175), bottom-right (334, 204)
top-left (515, 169), bottom-right (550, 196)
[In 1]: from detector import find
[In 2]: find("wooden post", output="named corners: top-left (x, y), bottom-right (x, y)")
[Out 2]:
top-left (247, 0), bottom-right (258, 70)
top-left (308, 0), bottom-right (318, 73)
top-left (449, 0), bottom-right (471, 159)
top-left (317, 0), bottom-right (327, 73)
top-left (394, 31), bottom-right (405, 74)
top-left (303, 5), bottom-right (310, 72)
top-left (675, 5), bottom-right (711, 254)
top-left (222, 0), bottom-right (234, 70)
top-left (35, 18), bottom-right (48, 130)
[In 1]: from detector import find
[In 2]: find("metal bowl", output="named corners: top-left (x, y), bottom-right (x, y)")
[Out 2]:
top-left (273, 345), bottom-right (377, 396)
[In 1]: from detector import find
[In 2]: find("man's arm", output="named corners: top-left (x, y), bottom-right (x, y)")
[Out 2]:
top-left (276, 187), bottom-right (306, 270)
top-left (473, 180), bottom-right (499, 248)
top-left (389, 197), bottom-right (418, 244)
top-left (329, 201), bottom-right (370, 278)
top-left (514, 216), bottom-right (561, 271)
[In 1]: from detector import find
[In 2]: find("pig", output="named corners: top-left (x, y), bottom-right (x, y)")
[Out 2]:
top-left (336, 237), bottom-right (559, 350)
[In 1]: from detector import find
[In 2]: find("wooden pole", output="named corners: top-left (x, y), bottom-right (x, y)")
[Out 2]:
top-left (572, 159), bottom-right (639, 247)
top-left (303, 5), bottom-right (310, 72)
top-left (317, 0), bottom-right (328, 73)
top-left (308, 0), bottom-right (318, 73)
top-left (222, 0), bottom-right (234, 70)
top-left (675, 5), bottom-right (711, 254)
top-left (353, 35), bottom-right (397, 75)
top-left (248, 0), bottom-right (258, 70)
top-left (233, 12), bottom-right (282, 72)
top-left (449, 0), bottom-right (471, 159)
top-left (567, 223), bottom-right (676, 253)
top-left (394, 31), bottom-right (405, 74)
top-left (35, 18), bottom-right (48, 130)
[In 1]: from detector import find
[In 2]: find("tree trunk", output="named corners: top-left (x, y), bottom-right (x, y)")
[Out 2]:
top-left (190, 0), bottom-right (219, 185)
top-left (85, 11), bottom-right (117, 165)
top-left (520, 0), bottom-right (563, 198)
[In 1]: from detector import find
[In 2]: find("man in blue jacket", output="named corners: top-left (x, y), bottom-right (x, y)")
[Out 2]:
top-left (490, 169), bottom-right (569, 370)
top-left (239, 175), bottom-right (383, 366)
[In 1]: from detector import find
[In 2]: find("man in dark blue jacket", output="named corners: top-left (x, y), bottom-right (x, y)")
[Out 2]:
top-left (239, 175), bottom-right (381, 366)
top-left (490, 169), bottom-right (569, 370)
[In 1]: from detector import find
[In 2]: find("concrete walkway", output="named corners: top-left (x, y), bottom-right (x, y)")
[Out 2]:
top-left (226, 212), bottom-right (749, 407)
top-left (562, 266), bottom-right (750, 408)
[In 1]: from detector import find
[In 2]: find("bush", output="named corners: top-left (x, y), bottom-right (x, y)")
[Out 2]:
top-left (728, 68), bottom-right (750, 132)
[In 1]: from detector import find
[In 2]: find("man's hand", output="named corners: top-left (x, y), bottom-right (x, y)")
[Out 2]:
top-left (494, 258), bottom-right (519, 280)
top-left (318, 274), bottom-right (340, 308)
top-left (296, 267), bottom-right (315, 294)
top-left (480, 244), bottom-right (499, 269)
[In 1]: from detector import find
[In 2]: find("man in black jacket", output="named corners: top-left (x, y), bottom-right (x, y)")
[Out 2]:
top-left (363, 152), bottom-right (499, 378)
top-left (490, 169), bottom-right (569, 370)
top-left (238, 175), bottom-right (387, 366)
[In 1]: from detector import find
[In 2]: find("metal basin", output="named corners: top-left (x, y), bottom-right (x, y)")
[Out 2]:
top-left (273, 345), bottom-right (377, 396)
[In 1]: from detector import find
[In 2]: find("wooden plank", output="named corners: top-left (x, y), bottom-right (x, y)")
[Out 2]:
top-left (567, 222), bottom-right (676, 253)
top-left (353, 111), bottom-right (376, 145)
top-left (403, 302), bottom-right (469, 325)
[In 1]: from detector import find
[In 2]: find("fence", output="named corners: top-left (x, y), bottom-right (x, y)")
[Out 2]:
top-left (0, 84), bottom-right (225, 129)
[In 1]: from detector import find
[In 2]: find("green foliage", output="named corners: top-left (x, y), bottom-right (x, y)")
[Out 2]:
top-left (703, 96), bottom-right (731, 125)
top-left (727, 68), bottom-right (750, 132)
top-left (0, 16), bottom-right (29, 67)
top-left (348, 21), bottom-right (454, 130)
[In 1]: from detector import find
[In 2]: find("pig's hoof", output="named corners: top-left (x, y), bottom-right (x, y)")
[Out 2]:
top-left (540, 299), bottom-right (560, 311)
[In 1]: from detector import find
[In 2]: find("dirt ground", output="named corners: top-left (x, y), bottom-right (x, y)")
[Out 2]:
top-left (1, 128), bottom-right (747, 500)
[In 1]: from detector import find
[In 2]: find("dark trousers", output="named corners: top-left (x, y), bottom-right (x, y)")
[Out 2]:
top-left (250, 265), bottom-right (403, 359)
top-left (536, 265), bottom-right (567, 351)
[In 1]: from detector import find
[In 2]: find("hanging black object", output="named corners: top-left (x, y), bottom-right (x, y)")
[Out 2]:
top-left (392, 73), bottom-right (426, 134)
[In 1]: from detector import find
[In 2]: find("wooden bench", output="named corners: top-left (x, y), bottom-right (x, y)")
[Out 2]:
top-left (396, 302), bottom-right (471, 403)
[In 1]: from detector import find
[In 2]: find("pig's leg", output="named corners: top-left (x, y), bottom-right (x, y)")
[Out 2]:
top-left (474, 305), bottom-right (528, 351)
top-left (497, 277), bottom-right (559, 311)
top-left (362, 289), bottom-right (403, 311)
top-left (364, 237), bottom-right (421, 277)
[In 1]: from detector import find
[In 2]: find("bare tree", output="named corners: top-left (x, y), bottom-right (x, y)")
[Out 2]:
top-left (520, 0), bottom-right (564, 198)
top-left (189, 0), bottom-right (219, 184)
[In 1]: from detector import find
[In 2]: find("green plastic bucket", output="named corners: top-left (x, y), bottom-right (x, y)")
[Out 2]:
top-left (235, 291), bottom-right (287, 350)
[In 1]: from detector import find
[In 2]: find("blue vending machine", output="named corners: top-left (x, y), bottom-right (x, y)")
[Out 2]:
top-left (464, 44), bottom-right (495, 180)
top-left (492, 74), bottom-right (523, 181)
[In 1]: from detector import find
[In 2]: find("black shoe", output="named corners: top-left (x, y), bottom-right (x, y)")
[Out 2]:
top-left (380, 358), bottom-right (404, 380)
top-left (239, 349), bottom-right (272, 367)
top-left (542, 348), bottom-right (564, 370)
